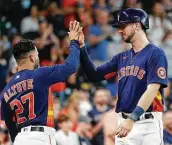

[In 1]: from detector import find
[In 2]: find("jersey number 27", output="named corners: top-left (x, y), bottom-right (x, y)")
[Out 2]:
top-left (10, 92), bottom-right (36, 124)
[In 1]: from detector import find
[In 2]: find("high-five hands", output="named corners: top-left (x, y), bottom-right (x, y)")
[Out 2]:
top-left (68, 20), bottom-right (81, 41)
top-left (68, 20), bottom-right (85, 48)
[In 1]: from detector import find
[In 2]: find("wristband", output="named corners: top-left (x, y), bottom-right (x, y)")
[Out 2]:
top-left (129, 106), bottom-right (144, 122)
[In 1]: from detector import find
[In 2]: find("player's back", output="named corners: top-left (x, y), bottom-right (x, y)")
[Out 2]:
top-left (2, 69), bottom-right (54, 130)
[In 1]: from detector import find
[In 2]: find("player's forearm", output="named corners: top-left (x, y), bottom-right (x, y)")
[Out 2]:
top-left (137, 83), bottom-right (160, 111)
top-left (80, 46), bottom-right (104, 82)
top-left (62, 40), bottom-right (80, 75)
top-left (128, 83), bottom-right (160, 121)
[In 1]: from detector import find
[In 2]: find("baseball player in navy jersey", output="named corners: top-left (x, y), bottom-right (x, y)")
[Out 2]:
top-left (77, 8), bottom-right (168, 145)
top-left (0, 20), bottom-right (82, 145)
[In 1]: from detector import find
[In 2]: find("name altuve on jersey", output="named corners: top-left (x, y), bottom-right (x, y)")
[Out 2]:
top-left (3, 79), bottom-right (34, 102)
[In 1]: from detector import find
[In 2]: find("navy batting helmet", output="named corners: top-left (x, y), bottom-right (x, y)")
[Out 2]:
top-left (112, 8), bottom-right (149, 30)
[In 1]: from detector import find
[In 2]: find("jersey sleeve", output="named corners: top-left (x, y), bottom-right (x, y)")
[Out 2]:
top-left (1, 99), bottom-right (18, 142)
top-left (147, 50), bottom-right (168, 88)
top-left (34, 40), bottom-right (80, 86)
top-left (80, 46), bottom-right (118, 82)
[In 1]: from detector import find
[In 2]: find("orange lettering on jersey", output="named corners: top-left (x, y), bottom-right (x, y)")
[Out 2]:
top-left (126, 66), bottom-right (130, 76)
top-left (133, 66), bottom-right (139, 76)
top-left (118, 65), bottom-right (146, 80)
top-left (21, 80), bottom-right (27, 90)
top-left (137, 69), bottom-right (146, 80)
top-left (27, 79), bottom-right (33, 89)
top-left (11, 85), bottom-right (17, 96)
top-left (4, 92), bottom-right (10, 102)
top-left (7, 88), bottom-right (15, 98)
top-left (16, 82), bottom-right (22, 93)
top-left (130, 65), bottom-right (134, 75)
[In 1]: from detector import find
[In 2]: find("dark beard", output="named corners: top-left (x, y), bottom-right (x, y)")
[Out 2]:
top-left (124, 30), bottom-right (135, 43)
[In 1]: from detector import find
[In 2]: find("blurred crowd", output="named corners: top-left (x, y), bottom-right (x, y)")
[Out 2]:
top-left (0, 0), bottom-right (172, 145)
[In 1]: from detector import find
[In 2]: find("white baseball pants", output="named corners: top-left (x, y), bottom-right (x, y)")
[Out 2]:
top-left (115, 112), bottom-right (164, 145)
top-left (14, 126), bottom-right (56, 145)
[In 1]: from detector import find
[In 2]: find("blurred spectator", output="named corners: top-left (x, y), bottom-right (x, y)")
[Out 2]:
top-left (77, 116), bottom-right (93, 145)
top-left (8, 34), bottom-right (21, 72)
top-left (0, 127), bottom-right (11, 145)
top-left (92, 0), bottom-right (109, 12)
top-left (164, 81), bottom-right (172, 110)
top-left (34, 16), bottom-right (59, 61)
top-left (103, 97), bottom-right (118, 145)
top-left (20, 5), bottom-right (39, 34)
top-left (6, 67), bottom-right (17, 83)
top-left (163, 110), bottom-right (172, 145)
top-left (75, 3), bottom-right (93, 37)
top-left (78, 88), bottom-right (93, 117)
top-left (6, 0), bottom-right (26, 32)
top-left (0, 36), bottom-right (12, 92)
top-left (87, 89), bottom-right (111, 145)
top-left (162, 0), bottom-right (172, 11)
top-left (66, 73), bottom-right (78, 89)
top-left (161, 30), bottom-right (172, 79)
top-left (58, 91), bottom-right (80, 131)
top-left (53, 96), bottom-right (60, 120)
top-left (11, 34), bottom-right (22, 46)
top-left (147, 2), bottom-right (172, 46)
top-left (55, 114), bottom-right (80, 145)
top-left (87, 9), bottom-right (113, 63)
top-left (122, 0), bottom-right (138, 9)
top-left (107, 29), bottom-right (126, 59)
top-left (60, 35), bottom-right (70, 59)
top-left (46, 2), bottom-right (67, 39)
top-left (61, 0), bottom-right (91, 28)
top-left (107, 0), bottom-right (124, 12)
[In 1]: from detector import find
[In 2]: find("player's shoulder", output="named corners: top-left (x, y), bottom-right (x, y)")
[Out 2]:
top-left (1, 70), bottom-right (33, 96)
top-left (112, 49), bottom-right (130, 59)
top-left (147, 43), bottom-right (166, 56)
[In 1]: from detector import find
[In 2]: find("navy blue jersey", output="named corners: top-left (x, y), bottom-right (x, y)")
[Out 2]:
top-left (80, 43), bottom-right (168, 113)
top-left (0, 40), bottom-right (80, 142)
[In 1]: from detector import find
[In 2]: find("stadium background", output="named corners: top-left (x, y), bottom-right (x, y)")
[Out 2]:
top-left (0, 0), bottom-right (172, 144)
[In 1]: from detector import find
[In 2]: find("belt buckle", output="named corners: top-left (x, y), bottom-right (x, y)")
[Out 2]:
top-left (31, 126), bottom-right (44, 132)
top-left (140, 113), bottom-right (154, 120)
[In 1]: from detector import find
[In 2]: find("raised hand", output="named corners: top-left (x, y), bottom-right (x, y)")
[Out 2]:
top-left (68, 20), bottom-right (81, 41)
top-left (78, 29), bottom-right (85, 48)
